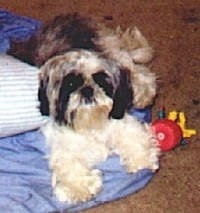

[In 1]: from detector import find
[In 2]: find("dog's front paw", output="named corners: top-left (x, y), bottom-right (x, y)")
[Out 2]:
top-left (53, 169), bottom-right (102, 204)
top-left (124, 155), bottom-right (159, 173)
top-left (120, 141), bottom-right (159, 173)
top-left (112, 115), bottom-right (160, 173)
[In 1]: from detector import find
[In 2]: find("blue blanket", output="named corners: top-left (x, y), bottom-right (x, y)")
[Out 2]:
top-left (0, 129), bottom-right (154, 213)
top-left (0, 9), bottom-right (41, 52)
top-left (0, 9), bottom-right (155, 213)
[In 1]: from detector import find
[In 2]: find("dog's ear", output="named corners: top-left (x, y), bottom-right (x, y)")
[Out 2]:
top-left (38, 78), bottom-right (50, 116)
top-left (109, 68), bottom-right (133, 119)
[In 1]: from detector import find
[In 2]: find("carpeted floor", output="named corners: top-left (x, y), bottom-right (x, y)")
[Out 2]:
top-left (0, 0), bottom-right (199, 212)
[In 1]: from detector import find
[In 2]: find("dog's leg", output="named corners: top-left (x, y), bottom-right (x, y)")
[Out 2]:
top-left (110, 115), bottom-right (160, 173)
top-left (44, 124), bottom-right (108, 203)
top-left (51, 158), bottom-right (103, 203)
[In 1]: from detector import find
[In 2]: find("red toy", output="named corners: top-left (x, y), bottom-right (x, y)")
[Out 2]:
top-left (152, 119), bottom-right (182, 151)
top-left (151, 107), bottom-right (196, 152)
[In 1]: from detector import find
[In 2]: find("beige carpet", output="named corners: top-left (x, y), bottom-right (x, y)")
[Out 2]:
top-left (0, 0), bottom-right (199, 212)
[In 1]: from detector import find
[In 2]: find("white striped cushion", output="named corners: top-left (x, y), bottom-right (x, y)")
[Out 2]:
top-left (0, 54), bottom-right (48, 137)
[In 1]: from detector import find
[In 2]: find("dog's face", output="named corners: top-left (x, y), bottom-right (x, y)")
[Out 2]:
top-left (39, 50), bottom-right (133, 130)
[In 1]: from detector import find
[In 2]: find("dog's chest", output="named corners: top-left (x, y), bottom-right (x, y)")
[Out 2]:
top-left (72, 105), bottom-right (111, 131)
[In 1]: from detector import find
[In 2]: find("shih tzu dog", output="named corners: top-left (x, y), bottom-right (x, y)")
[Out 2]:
top-left (9, 14), bottom-right (160, 203)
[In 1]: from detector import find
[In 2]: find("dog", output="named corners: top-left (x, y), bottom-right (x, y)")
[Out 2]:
top-left (10, 14), bottom-right (160, 203)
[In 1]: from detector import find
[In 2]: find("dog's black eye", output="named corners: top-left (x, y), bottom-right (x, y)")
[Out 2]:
top-left (61, 73), bottom-right (84, 93)
top-left (92, 71), bottom-right (113, 97)
top-left (56, 73), bottom-right (84, 123)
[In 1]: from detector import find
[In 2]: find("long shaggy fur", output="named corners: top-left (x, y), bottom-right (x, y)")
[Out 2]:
top-left (43, 114), bottom-right (159, 203)
top-left (39, 49), bottom-right (160, 203)
top-left (9, 14), bottom-right (160, 203)
top-left (9, 13), bottom-right (156, 108)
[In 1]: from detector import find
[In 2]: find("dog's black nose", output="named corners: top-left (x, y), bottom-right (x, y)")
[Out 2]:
top-left (80, 86), bottom-right (94, 99)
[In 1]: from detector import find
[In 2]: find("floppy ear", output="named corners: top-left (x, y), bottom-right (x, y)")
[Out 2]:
top-left (109, 68), bottom-right (133, 119)
top-left (38, 79), bottom-right (50, 116)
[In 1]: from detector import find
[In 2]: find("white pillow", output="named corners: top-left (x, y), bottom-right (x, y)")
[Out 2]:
top-left (0, 54), bottom-right (48, 137)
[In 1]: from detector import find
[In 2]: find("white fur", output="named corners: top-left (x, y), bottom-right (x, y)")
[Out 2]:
top-left (97, 27), bottom-right (154, 70)
top-left (39, 49), bottom-right (159, 204)
top-left (42, 114), bottom-right (159, 203)
top-left (131, 64), bottom-right (157, 108)
top-left (96, 27), bottom-right (156, 108)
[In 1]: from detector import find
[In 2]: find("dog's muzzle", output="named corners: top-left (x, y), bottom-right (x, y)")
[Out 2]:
top-left (80, 86), bottom-right (94, 103)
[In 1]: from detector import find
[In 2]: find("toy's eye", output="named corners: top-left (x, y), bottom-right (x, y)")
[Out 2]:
top-left (92, 71), bottom-right (113, 97)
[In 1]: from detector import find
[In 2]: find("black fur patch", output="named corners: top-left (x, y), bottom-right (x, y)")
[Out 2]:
top-left (9, 13), bottom-right (99, 67)
top-left (92, 71), bottom-right (113, 97)
top-left (7, 36), bottom-right (37, 66)
top-left (38, 79), bottom-right (50, 116)
top-left (55, 73), bottom-right (84, 124)
top-left (36, 13), bottom-right (99, 66)
top-left (109, 68), bottom-right (133, 119)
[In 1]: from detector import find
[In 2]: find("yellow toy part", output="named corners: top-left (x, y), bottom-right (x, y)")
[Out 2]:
top-left (168, 111), bottom-right (197, 138)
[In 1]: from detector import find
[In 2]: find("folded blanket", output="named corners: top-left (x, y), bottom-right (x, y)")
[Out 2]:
top-left (0, 9), bottom-right (45, 137)
top-left (0, 54), bottom-right (48, 137)
top-left (0, 9), bottom-right (157, 213)
top-left (0, 53), bottom-right (154, 213)
top-left (0, 130), bottom-right (154, 213)
top-left (0, 8), bottom-right (41, 52)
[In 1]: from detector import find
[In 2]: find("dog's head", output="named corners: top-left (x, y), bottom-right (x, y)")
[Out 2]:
top-left (38, 50), bottom-right (133, 130)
